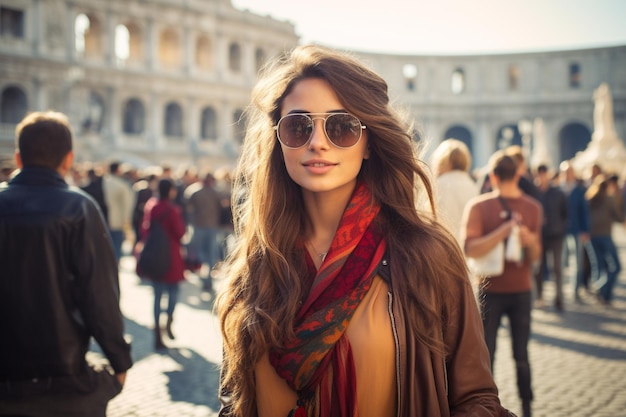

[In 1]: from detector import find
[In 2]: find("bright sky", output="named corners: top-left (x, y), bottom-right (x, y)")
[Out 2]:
top-left (231, 0), bottom-right (626, 55)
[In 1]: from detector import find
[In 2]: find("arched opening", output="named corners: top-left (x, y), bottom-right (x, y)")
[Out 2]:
top-left (122, 98), bottom-right (145, 134)
top-left (228, 42), bottom-right (241, 72)
top-left (451, 67), bottom-right (465, 94)
top-left (559, 122), bottom-right (591, 162)
top-left (164, 102), bottom-right (183, 138)
top-left (196, 34), bottom-right (213, 71)
top-left (114, 24), bottom-right (130, 66)
top-left (403, 64), bottom-right (418, 92)
top-left (200, 106), bottom-right (217, 140)
top-left (75, 13), bottom-right (103, 59)
top-left (1, 6), bottom-right (25, 38)
top-left (126, 22), bottom-right (143, 63)
top-left (159, 28), bottom-right (181, 69)
top-left (1, 85), bottom-right (28, 123)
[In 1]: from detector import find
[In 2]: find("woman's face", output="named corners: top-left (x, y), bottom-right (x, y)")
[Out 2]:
top-left (278, 78), bottom-right (369, 196)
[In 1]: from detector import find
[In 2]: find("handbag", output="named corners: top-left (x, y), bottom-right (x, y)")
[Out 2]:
top-left (137, 207), bottom-right (171, 281)
top-left (467, 241), bottom-right (504, 276)
top-left (466, 195), bottom-right (511, 277)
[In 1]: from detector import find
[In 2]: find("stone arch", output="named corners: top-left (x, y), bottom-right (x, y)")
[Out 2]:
top-left (1, 85), bottom-right (28, 123)
top-left (1, 6), bottom-right (25, 38)
top-left (122, 97), bottom-right (145, 134)
top-left (196, 34), bottom-right (213, 71)
top-left (451, 67), bottom-right (465, 94)
top-left (164, 101), bottom-right (183, 137)
top-left (159, 28), bottom-right (181, 69)
top-left (125, 21), bottom-right (143, 63)
top-left (229, 42), bottom-right (242, 72)
top-left (114, 24), bottom-right (130, 64)
top-left (75, 13), bottom-right (103, 59)
top-left (200, 106), bottom-right (217, 140)
top-left (403, 64), bottom-right (418, 91)
top-left (559, 122), bottom-right (591, 162)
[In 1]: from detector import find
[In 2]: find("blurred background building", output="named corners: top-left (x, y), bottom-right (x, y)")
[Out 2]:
top-left (1, 0), bottom-right (625, 175)
top-left (0, 0), bottom-right (298, 172)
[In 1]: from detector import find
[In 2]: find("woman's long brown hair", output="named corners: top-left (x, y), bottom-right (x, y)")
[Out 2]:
top-left (216, 45), bottom-right (469, 417)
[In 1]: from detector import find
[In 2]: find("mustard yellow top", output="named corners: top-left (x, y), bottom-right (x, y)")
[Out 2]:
top-left (255, 276), bottom-right (397, 417)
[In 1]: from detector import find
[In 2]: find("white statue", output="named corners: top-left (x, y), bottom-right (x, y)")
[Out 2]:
top-left (530, 118), bottom-right (550, 169)
top-left (592, 82), bottom-right (618, 141)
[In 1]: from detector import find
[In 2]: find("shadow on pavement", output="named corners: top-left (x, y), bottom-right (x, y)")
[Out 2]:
top-left (164, 348), bottom-right (221, 410)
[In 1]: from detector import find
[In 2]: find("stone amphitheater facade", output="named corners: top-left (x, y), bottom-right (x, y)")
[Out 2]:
top-left (1, 0), bottom-right (625, 175)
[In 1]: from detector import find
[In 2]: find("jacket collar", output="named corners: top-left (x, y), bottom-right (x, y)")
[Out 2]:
top-left (9, 166), bottom-right (68, 188)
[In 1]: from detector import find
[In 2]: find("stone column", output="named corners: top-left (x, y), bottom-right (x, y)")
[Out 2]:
top-left (183, 26), bottom-right (193, 74)
top-left (145, 17), bottom-right (156, 71)
top-left (105, 86), bottom-right (117, 149)
top-left (148, 92), bottom-right (160, 148)
top-left (66, 2), bottom-right (75, 62)
top-left (32, 0), bottom-right (41, 56)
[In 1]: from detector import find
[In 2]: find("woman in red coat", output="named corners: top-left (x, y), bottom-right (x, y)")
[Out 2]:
top-left (140, 178), bottom-right (186, 350)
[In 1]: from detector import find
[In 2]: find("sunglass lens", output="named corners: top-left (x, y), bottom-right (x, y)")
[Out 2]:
top-left (279, 115), bottom-right (313, 148)
top-left (326, 114), bottom-right (361, 147)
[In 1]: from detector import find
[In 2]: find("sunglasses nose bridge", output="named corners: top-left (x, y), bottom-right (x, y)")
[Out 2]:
top-left (307, 116), bottom-right (331, 147)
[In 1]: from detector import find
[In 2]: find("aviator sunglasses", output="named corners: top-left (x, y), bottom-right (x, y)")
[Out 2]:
top-left (274, 112), bottom-right (366, 149)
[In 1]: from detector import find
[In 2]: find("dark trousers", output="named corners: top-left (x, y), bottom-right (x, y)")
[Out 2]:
top-left (535, 236), bottom-right (564, 303)
top-left (0, 365), bottom-right (122, 417)
top-left (480, 290), bottom-right (533, 402)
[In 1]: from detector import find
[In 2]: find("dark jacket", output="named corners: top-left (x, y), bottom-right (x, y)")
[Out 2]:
top-left (563, 182), bottom-right (590, 235)
top-left (0, 167), bottom-right (132, 382)
top-left (537, 185), bottom-right (568, 238)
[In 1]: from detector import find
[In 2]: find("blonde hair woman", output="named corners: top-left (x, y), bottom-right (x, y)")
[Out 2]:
top-left (430, 138), bottom-right (478, 243)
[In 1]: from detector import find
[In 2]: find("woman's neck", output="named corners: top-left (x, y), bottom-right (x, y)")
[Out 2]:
top-left (302, 184), bottom-right (355, 266)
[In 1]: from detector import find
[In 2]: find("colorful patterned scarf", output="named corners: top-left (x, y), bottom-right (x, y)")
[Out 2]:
top-left (269, 182), bottom-right (386, 416)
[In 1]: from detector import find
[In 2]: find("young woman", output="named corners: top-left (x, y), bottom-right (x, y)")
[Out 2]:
top-left (217, 45), bottom-right (513, 417)
top-left (139, 178), bottom-right (186, 350)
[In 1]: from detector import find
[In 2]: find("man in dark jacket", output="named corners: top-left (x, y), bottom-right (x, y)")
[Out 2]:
top-left (533, 164), bottom-right (568, 311)
top-left (559, 160), bottom-right (591, 302)
top-left (0, 111), bottom-right (132, 416)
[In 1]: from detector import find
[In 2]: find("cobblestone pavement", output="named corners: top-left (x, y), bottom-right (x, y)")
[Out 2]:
top-left (100, 229), bottom-right (626, 417)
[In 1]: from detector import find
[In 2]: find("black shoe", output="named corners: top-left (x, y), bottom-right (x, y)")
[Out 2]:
top-left (154, 328), bottom-right (167, 350)
top-left (166, 316), bottom-right (175, 340)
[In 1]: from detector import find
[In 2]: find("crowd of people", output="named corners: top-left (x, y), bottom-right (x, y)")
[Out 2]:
top-left (2, 149), bottom-right (235, 351)
top-left (432, 140), bottom-right (624, 417)
top-left (76, 161), bottom-right (234, 349)
top-left (1, 44), bottom-right (625, 417)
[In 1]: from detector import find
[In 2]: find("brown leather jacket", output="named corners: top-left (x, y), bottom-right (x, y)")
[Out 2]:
top-left (219, 258), bottom-right (515, 417)
top-left (379, 259), bottom-right (516, 417)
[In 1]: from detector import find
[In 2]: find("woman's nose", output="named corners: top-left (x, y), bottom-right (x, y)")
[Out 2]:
top-left (307, 119), bottom-right (330, 150)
